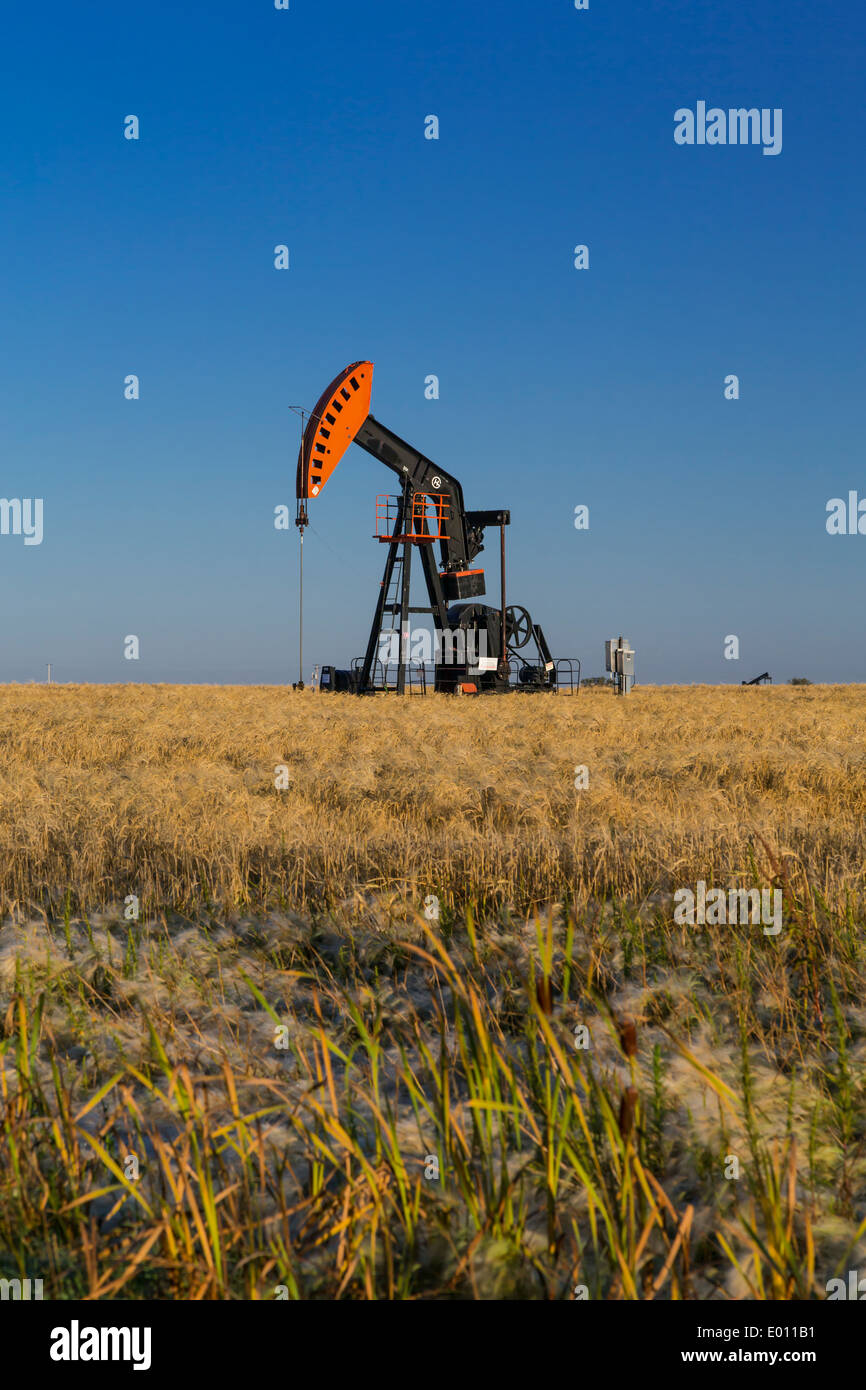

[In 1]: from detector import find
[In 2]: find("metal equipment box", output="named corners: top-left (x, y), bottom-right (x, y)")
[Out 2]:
top-left (440, 569), bottom-right (486, 601)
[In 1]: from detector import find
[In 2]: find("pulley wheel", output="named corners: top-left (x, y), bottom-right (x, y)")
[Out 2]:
top-left (505, 605), bottom-right (533, 650)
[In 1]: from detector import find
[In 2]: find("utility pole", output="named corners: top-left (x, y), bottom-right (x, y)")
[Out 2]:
top-left (290, 405), bottom-right (311, 690)
top-left (499, 523), bottom-right (507, 667)
top-left (46, 663), bottom-right (52, 684)
top-left (296, 519), bottom-right (305, 688)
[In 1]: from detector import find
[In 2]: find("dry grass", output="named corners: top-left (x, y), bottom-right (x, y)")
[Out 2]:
top-left (0, 683), bottom-right (865, 1300)
top-left (1, 683), bottom-right (865, 915)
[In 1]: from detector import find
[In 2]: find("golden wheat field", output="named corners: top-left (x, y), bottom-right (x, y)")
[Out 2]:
top-left (1, 683), bottom-right (864, 1301)
top-left (1, 682), bottom-right (864, 915)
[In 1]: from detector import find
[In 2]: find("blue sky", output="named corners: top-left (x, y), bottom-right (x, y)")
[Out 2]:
top-left (1, 0), bottom-right (863, 683)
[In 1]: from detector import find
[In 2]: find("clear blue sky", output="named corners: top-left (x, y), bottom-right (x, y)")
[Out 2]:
top-left (1, 0), bottom-right (863, 683)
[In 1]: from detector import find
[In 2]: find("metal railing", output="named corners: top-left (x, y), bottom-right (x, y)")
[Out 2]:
top-left (506, 657), bottom-right (581, 692)
top-left (374, 493), bottom-right (451, 543)
top-left (554, 658), bottom-right (581, 693)
top-left (347, 653), bottom-right (581, 694)
top-left (351, 656), bottom-right (428, 693)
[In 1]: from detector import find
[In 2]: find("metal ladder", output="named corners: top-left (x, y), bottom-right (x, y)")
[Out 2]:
top-left (370, 553), bottom-right (405, 689)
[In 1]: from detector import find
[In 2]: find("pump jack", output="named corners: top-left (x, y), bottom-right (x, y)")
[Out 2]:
top-left (295, 362), bottom-right (580, 695)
